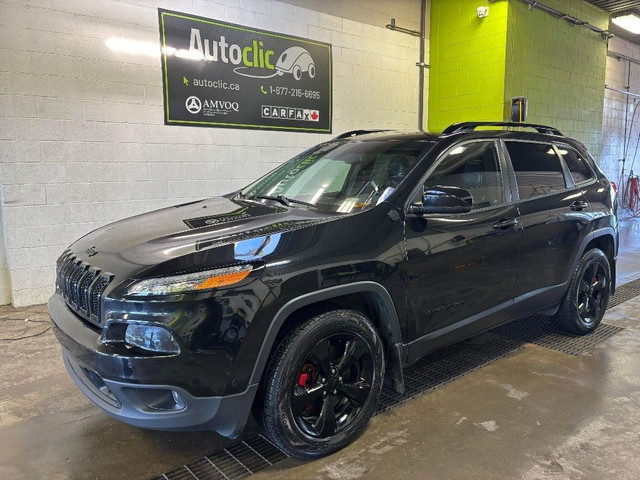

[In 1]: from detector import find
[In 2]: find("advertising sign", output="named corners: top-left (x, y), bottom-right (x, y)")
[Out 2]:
top-left (158, 9), bottom-right (332, 133)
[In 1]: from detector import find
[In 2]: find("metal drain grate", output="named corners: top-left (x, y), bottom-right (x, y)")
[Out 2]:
top-left (610, 277), bottom-right (640, 308)
top-left (151, 335), bottom-right (522, 480)
top-left (376, 334), bottom-right (521, 413)
top-left (155, 436), bottom-right (286, 480)
top-left (492, 314), bottom-right (624, 356)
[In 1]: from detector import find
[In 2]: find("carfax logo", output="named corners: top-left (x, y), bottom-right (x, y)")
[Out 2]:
top-left (189, 29), bottom-right (316, 81)
top-left (262, 105), bottom-right (319, 122)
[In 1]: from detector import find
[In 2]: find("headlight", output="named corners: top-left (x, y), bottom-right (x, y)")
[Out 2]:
top-left (124, 324), bottom-right (180, 354)
top-left (125, 265), bottom-right (253, 297)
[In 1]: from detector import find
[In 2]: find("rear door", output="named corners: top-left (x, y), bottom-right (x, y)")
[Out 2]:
top-left (504, 140), bottom-right (592, 317)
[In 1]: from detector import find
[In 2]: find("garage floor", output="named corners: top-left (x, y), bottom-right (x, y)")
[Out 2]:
top-left (1, 217), bottom-right (639, 480)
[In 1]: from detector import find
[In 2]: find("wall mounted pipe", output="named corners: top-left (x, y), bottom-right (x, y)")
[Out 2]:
top-left (494, 0), bottom-right (614, 39)
top-left (385, 0), bottom-right (429, 132)
top-left (605, 85), bottom-right (640, 99)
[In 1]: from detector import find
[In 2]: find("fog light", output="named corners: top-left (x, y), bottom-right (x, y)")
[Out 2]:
top-left (124, 324), bottom-right (180, 354)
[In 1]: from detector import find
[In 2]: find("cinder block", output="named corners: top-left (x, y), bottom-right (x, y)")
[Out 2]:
top-left (2, 162), bottom-right (67, 185)
top-left (59, 77), bottom-right (103, 101)
top-left (169, 180), bottom-right (205, 198)
top-left (38, 97), bottom-right (86, 120)
top-left (149, 162), bottom-right (184, 181)
top-left (10, 73), bottom-right (59, 97)
top-left (3, 184), bottom-right (47, 206)
top-left (131, 181), bottom-right (169, 200)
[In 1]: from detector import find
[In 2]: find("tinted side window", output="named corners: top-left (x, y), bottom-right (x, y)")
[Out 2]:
top-left (556, 147), bottom-right (594, 184)
top-left (424, 141), bottom-right (504, 210)
top-left (506, 142), bottom-right (566, 199)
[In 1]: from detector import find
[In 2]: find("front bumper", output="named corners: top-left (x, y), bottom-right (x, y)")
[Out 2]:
top-left (62, 348), bottom-right (256, 435)
top-left (49, 293), bottom-right (257, 436)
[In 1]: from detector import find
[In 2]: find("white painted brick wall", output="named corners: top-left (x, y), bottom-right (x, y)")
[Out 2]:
top-left (0, 166), bottom-right (10, 305)
top-left (0, 0), bottom-right (423, 306)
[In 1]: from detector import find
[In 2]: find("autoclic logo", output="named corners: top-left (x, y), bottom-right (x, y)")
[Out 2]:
top-left (188, 28), bottom-right (316, 81)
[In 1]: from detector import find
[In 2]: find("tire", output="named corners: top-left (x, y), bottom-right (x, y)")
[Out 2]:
top-left (552, 248), bottom-right (611, 335)
top-left (308, 64), bottom-right (316, 78)
top-left (259, 309), bottom-right (385, 459)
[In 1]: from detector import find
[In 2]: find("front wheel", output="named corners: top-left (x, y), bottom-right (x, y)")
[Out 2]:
top-left (552, 248), bottom-right (611, 335)
top-left (259, 309), bottom-right (385, 458)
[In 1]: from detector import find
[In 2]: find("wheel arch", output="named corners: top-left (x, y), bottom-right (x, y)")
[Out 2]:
top-left (578, 228), bottom-right (617, 295)
top-left (248, 282), bottom-right (406, 394)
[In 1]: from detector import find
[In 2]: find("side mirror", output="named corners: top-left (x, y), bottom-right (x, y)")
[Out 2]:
top-left (409, 185), bottom-right (473, 215)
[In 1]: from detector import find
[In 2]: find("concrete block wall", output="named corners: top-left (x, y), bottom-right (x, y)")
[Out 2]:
top-left (0, 168), bottom-right (10, 305)
top-left (505, 0), bottom-right (608, 158)
top-left (0, 0), bottom-right (423, 306)
top-left (601, 37), bottom-right (640, 186)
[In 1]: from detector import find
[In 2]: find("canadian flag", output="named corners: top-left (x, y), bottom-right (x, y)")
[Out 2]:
top-left (310, 110), bottom-right (319, 121)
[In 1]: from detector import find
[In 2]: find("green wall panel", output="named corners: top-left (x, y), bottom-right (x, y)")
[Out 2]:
top-left (428, 0), bottom-right (509, 133)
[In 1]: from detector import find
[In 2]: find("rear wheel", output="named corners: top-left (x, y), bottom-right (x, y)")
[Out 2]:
top-left (259, 309), bottom-right (384, 458)
top-left (293, 65), bottom-right (302, 81)
top-left (552, 248), bottom-right (611, 335)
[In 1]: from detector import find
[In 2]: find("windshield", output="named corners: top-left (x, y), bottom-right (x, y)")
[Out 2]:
top-left (240, 139), bottom-right (435, 213)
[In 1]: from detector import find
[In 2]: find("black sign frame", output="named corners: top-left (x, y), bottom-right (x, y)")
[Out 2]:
top-left (158, 9), bottom-right (332, 133)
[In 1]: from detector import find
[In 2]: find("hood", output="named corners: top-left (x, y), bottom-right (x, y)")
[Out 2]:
top-left (69, 196), bottom-right (335, 279)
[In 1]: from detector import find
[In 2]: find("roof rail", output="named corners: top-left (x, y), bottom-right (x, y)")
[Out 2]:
top-left (441, 122), bottom-right (563, 137)
top-left (333, 129), bottom-right (391, 140)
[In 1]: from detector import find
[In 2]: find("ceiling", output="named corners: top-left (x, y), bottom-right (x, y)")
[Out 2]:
top-left (586, 0), bottom-right (640, 43)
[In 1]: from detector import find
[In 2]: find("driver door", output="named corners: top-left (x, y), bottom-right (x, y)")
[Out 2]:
top-left (404, 140), bottom-right (521, 352)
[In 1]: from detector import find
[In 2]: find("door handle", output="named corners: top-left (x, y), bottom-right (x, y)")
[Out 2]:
top-left (492, 218), bottom-right (518, 230)
top-left (570, 200), bottom-right (589, 211)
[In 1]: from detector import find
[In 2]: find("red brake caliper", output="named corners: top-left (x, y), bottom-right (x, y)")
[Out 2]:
top-left (297, 363), bottom-right (316, 387)
top-left (297, 372), bottom-right (309, 387)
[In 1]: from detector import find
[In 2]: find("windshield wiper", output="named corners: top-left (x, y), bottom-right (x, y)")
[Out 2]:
top-left (254, 195), bottom-right (317, 209)
top-left (284, 197), bottom-right (318, 209)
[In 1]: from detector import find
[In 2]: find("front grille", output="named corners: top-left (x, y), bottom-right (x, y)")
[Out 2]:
top-left (56, 250), bottom-right (113, 327)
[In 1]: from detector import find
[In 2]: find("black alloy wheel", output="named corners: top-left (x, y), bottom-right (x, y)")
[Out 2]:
top-left (258, 309), bottom-right (385, 458)
top-left (553, 248), bottom-right (611, 335)
top-left (576, 262), bottom-right (608, 327)
top-left (292, 333), bottom-right (374, 438)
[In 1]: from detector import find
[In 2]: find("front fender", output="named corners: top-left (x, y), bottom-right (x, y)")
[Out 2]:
top-left (247, 281), bottom-right (406, 393)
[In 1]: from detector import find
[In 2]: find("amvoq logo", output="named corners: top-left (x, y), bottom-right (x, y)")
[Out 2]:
top-left (185, 96), bottom-right (239, 116)
top-left (204, 99), bottom-right (239, 111)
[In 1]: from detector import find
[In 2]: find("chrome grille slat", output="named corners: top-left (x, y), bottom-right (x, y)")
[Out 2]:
top-left (78, 267), bottom-right (99, 313)
top-left (56, 253), bottom-right (74, 291)
top-left (69, 262), bottom-right (88, 307)
top-left (90, 274), bottom-right (112, 324)
top-left (55, 250), bottom-right (113, 327)
top-left (64, 259), bottom-right (80, 301)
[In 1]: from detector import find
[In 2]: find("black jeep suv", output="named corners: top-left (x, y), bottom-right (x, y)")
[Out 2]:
top-left (50, 122), bottom-right (618, 458)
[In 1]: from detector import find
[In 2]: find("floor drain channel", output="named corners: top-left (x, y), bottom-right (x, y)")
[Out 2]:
top-left (492, 314), bottom-right (624, 356)
top-left (609, 277), bottom-right (640, 308)
top-left (156, 436), bottom-right (286, 480)
top-left (150, 335), bottom-right (522, 480)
